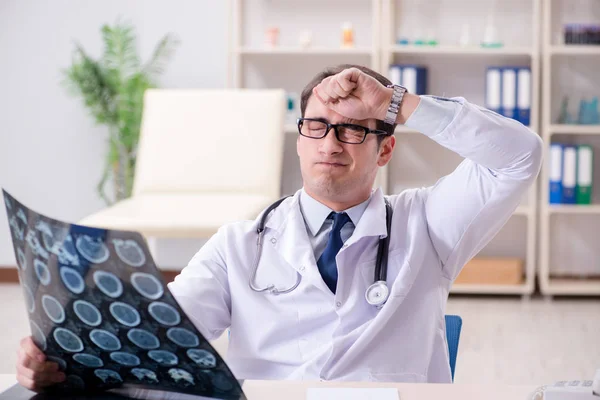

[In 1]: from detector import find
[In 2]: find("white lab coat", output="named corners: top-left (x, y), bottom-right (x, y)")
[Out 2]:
top-left (168, 96), bottom-right (543, 383)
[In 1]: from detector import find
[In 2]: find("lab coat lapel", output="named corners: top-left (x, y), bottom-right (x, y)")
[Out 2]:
top-left (343, 188), bottom-right (389, 248)
top-left (265, 192), bottom-right (333, 296)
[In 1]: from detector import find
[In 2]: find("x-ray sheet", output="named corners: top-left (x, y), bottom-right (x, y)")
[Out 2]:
top-left (2, 190), bottom-right (246, 400)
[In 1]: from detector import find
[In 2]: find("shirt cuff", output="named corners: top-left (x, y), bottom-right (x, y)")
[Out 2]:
top-left (403, 95), bottom-right (462, 137)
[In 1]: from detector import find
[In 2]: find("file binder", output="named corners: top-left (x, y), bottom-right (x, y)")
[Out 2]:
top-left (562, 145), bottom-right (577, 204)
top-left (389, 64), bottom-right (402, 86)
top-left (400, 65), bottom-right (427, 95)
top-left (388, 65), bottom-right (427, 94)
top-left (549, 143), bottom-right (564, 204)
top-left (501, 68), bottom-right (517, 120)
top-left (486, 67), bottom-right (502, 114)
top-left (576, 144), bottom-right (593, 204)
top-left (517, 67), bottom-right (531, 126)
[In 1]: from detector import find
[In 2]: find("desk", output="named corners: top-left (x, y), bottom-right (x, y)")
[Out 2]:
top-left (0, 374), bottom-right (540, 399)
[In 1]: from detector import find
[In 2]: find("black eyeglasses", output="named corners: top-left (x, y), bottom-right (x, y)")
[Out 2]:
top-left (297, 118), bottom-right (391, 144)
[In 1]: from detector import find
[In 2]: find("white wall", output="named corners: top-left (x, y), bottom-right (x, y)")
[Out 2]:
top-left (0, 0), bottom-right (228, 266)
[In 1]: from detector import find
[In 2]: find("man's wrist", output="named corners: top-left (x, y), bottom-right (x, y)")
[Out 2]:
top-left (395, 93), bottom-right (421, 125)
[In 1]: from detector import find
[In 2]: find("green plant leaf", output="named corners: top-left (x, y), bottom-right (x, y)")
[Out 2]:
top-left (142, 33), bottom-right (180, 81)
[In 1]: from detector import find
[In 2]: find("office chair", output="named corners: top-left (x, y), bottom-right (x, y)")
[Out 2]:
top-left (445, 314), bottom-right (463, 382)
top-left (79, 89), bottom-right (286, 243)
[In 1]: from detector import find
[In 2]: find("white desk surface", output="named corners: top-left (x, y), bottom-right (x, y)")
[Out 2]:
top-left (0, 374), bottom-right (540, 399)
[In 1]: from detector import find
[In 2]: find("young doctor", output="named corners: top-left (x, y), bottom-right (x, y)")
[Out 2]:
top-left (16, 64), bottom-right (542, 391)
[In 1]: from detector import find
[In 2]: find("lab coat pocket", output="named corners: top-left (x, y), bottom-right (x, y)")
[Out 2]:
top-left (368, 372), bottom-right (426, 383)
top-left (388, 256), bottom-right (418, 298)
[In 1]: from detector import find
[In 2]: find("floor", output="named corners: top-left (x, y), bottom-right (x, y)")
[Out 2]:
top-left (0, 283), bottom-right (598, 386)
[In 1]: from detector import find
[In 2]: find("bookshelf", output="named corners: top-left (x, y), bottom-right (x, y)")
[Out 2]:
top-left (228, 0), bottom-right (543, 297)
top-left (539, 0), bottom-right (600, 296)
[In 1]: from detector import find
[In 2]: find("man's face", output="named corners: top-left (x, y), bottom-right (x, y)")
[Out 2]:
top-left (297, 94), bottom-right (395, 203)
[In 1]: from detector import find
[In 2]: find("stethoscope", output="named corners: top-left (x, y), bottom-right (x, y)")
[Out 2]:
top-left (249, 196), bottom-right (393, 308)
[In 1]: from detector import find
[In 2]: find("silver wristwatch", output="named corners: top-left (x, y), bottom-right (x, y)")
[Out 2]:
top-left (384, 84), bottom-right (407, 125)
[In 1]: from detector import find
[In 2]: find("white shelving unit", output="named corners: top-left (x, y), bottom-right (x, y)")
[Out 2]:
top-left (539, 0), bottom-right (600, 296)
top-left (380, 0), bottom-right (541, 297)
top-left (229, 0), bottom-right (544, 297)
top-left (228, 0), bottom-right (388, 192)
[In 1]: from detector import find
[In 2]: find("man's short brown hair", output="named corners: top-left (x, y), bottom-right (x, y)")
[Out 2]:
top-left (300, 64), bottom-right (397, 139)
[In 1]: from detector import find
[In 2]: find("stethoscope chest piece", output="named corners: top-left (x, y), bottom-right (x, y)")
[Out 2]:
top-left (365, 280), bottom-right (389, 307)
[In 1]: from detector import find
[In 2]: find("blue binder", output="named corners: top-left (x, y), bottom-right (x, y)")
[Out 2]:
top-left (549, 143), bottom-right (563, 204)
top-left (390, 64), bottom-right (427, 95)
top-left (516, 67), bottom-right (531, 126)
top-left (485, 67), bottom-right (502, 114)
top-left (562, 145), bottom-right (577, 204)
top-left (501, 67), bottom-right (518, 120)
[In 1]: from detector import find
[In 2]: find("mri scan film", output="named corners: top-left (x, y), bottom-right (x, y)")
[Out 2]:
top-left (2, 190), bottom-right (245, 400)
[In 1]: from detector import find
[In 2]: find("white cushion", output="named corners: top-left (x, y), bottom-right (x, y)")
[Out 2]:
top-left (79, 89), bottom-right (286, 238)
top-left (133, 89), bottom-right (286, 198)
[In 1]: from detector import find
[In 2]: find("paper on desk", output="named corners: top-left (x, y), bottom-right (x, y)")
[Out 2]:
top-left (306, 388), bottom-right (399, 400)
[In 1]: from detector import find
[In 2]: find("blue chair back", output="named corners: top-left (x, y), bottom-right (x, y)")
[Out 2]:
top-left (445, 314), bottom-right (462, 381)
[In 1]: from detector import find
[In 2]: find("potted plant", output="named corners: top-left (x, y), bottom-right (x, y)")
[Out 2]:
top-left (63, 20), bottom-right (179, 205)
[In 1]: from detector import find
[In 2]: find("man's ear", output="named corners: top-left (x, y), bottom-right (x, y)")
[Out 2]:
top-left (377, 135), bottom-right (396, 167)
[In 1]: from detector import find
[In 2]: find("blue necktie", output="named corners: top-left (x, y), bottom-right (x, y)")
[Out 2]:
top-left (317, 212), bottom-right (351, 294)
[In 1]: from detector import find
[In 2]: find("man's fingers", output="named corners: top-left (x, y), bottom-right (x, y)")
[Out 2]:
top-left (21, 336), bottom-right (45, 363)
top-left (17, 360), bottom-right (63, 383)
top-left (330, 78), bottom-right (351, 99)
top-left (336, 70), bottom-right (358, 93)
top-left (313, 86), bottom-right (330, 105)
top-left (17, 373), bottom-right (38, 391)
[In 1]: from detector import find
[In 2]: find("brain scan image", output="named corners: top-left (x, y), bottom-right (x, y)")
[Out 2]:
top-left (9, 215), bottom-right (25, 241)
top-left (76, 235), bottom-right (110, 264)
top-left (93, 270), bottom-right (123, 298)
top-left (26, 230), bottom-right (49, 259)
top-left (22, 284), bottom-right (34, 313)
top-left (42, 294), bottom-right (65, 324)
top-left (148, 350), bottom-right (178, 366)
top-left (113, 238), bottom-right (146, 267)
top-left (73, 300), bottom-right (102, 327)
top-left (72, 353), bottom-right (104, 368)
top-left (16, 247), bottom-right (26, 270)
top-left (206, 370), bottom-right (235, 392)
top-left (89, 329), bottom-right (121, 351)
top-left (187, 349), bottom-right (217, 368)
top-left (109, 301), bottom-right (140, 327)
top-left (59, 266), bottom-right (85, 294)
top-left (36, 220), bottom-right (58, 253)
top-left (168, 368), bottom-right (194, 386)
top-left (16, 208), bottom-right (27, 225)
top-left (94, 369), bottom-right (123, 384)
top-left (56, 235), bottom-right (80, 266)
top-left (148, 301), bottom-right (181, 326)
top-left (30, 320), bottom-right (46, 351)
top-left (64, 375), bottom-right (85, 390)
top-left (131, 272), bottom-right (163, 300)
top-left (127, 328), bottom-right (160, 350)
top-left (167, 327), bottom-right (200, 348)
top-left (34, 259), bottom-right (51, 286)
top-left (37, 222), bottom-right (80, 266)
top-left (3, 190), bottom-right (246, 399)
top-left (53, 327), bottom-right (84, 353)
top-left (110, 351), bottom-right (141, 367)
top-left (131, 368), bottom-right (159, 384)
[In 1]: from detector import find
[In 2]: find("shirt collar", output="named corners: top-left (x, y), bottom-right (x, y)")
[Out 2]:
top-left (299, 188), bottom-right (373, 236)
